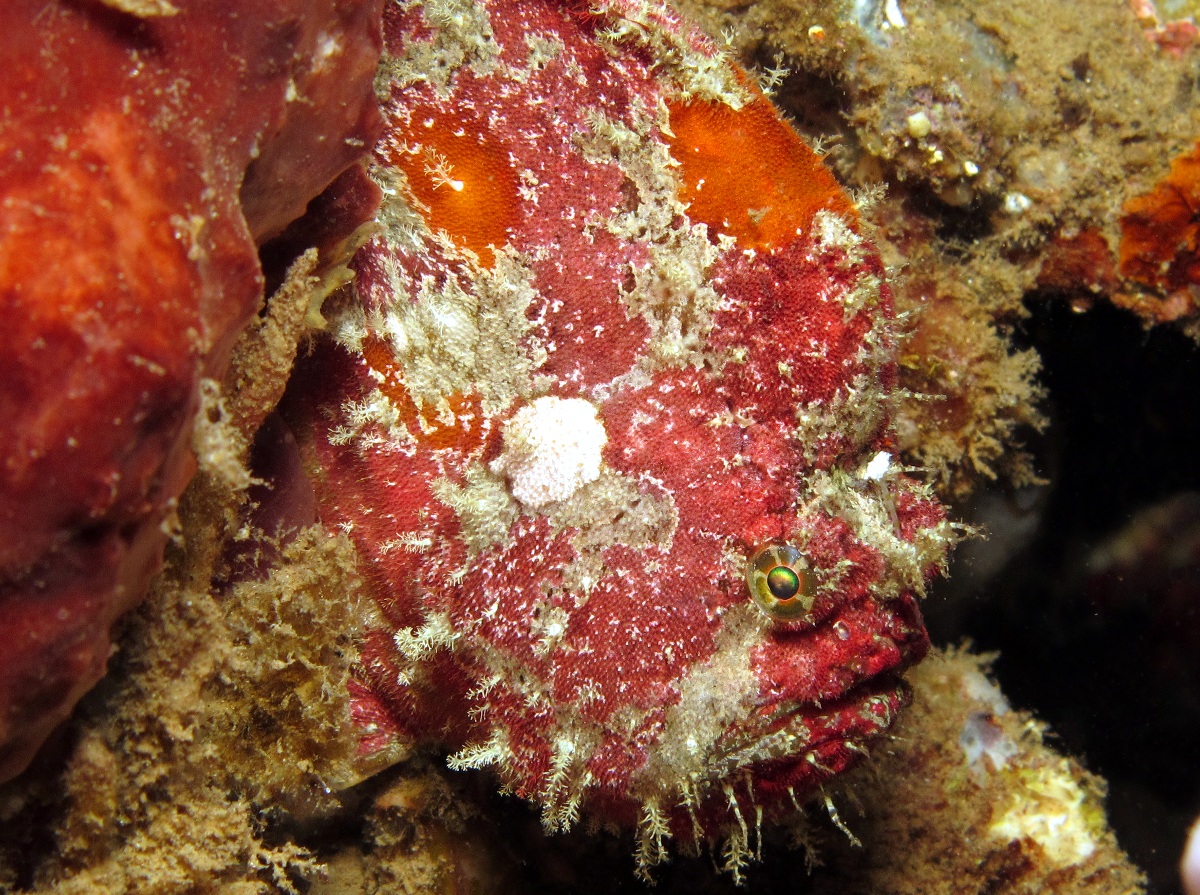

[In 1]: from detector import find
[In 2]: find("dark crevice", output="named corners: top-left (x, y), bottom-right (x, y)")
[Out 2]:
top-left (935, 294), bottom-right (1200, 895)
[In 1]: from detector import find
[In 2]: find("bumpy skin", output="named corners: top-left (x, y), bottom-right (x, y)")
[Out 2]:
top-left (286, 0), bottom-right (952, 871)
top-left (0, 0), bottom-right (382, 782)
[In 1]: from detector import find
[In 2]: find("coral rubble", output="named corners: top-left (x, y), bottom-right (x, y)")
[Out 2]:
top-left (808, 650), bottom-right (1146, 895)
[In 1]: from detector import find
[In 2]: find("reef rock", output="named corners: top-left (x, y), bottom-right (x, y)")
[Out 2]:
top-left (0, 0), bottom-right (382, 782)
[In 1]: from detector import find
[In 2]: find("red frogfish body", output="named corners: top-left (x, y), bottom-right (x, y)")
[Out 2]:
top-left (284, 0), bottom-right (953, 874)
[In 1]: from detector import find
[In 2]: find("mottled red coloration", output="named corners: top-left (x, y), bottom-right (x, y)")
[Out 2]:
top-left (1132, 0), bottom-right (1200, 56)
top-left (1037, 229), bottom-right (1118, 297)
top-left (285, 0), bottom-right (950, 867)
top-left (1119, 141), bottom-right (1200, 321)
top-left (0, 0), bottom-right (382, 782)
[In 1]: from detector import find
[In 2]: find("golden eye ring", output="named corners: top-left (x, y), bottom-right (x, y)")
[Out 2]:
top-left (746, 542), bottom-right (816, 621)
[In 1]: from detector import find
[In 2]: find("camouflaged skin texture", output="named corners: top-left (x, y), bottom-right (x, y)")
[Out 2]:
top-left (283, 0), bottom-right (953, 874)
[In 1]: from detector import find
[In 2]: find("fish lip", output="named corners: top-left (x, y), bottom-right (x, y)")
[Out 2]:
top-left (703, 672), bottom-right (909, 784)
top-left (702, 701), bottom-right (815, 783)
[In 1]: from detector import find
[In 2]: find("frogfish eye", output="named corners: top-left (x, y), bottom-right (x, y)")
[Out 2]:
top-left (746, 542), bottom-right (816, 621)
top-left (766, 565), bottom-right (800, 600)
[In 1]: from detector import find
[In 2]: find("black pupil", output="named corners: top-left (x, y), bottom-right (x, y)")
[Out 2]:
top-left (766, 566), bottom-right (800, 600)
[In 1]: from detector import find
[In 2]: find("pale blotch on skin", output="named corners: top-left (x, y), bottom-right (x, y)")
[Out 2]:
top-left (490, 395), bottom-right (608, 509)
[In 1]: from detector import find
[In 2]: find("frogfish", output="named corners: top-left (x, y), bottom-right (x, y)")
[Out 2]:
top-left (282, 0), bottom-right (954, 875)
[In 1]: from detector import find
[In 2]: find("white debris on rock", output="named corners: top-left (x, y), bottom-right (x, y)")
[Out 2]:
top-left (491, 396), bottom-right (607, 508)
top-left (1003, 190), bottom-right (1033, 215)
top-left (863, 450), bottom-right (892, 481)
top-left (960, 665), bottom-right (1011, 716)
top-left (960, 711), bottom-right (1018, 774)
top-left (988, 759), bottom-right (1099, 867)
top-left (954, 665), bottom-right (1100, 868)
top-left (959, 668), bottom-right (1018, 775)
top-left (883, 0), bottom-right (906, 29)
